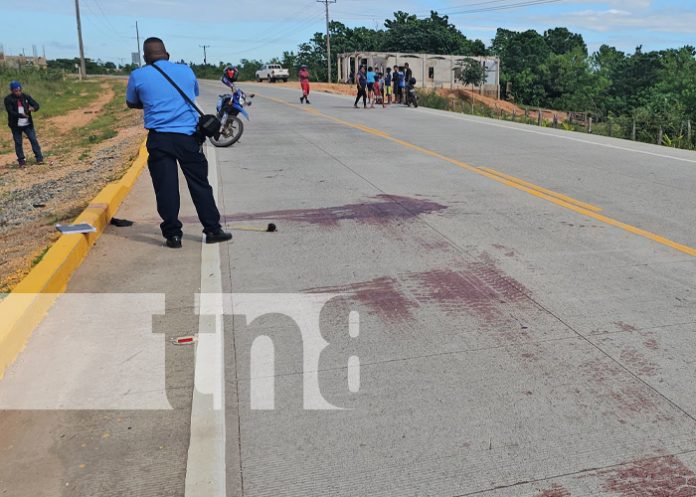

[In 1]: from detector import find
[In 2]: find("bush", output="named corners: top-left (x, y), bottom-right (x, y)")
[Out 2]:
top-left (417, 90), bottom-right (448, 110)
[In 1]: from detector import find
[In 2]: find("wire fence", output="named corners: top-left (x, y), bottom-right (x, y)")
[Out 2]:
top-left (418, 90), bottom-right (696, 151)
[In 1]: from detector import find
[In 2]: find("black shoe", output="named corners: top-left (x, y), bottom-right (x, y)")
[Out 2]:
top-left (204, 229), bottom-right (232, 244)
top-left (305, 99), bottom-right (310, 104)
top-left (36, 158), bottom-right (44, 165)
top-left (165, 235), bottom-right (182, 249)
top-left (300, 96), bottom-right (304, 103)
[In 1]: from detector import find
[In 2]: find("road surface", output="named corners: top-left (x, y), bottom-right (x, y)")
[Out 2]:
top-left (1, 81), bottom-right (695, 497)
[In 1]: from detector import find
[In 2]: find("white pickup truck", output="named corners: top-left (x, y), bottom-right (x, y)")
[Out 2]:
top-left (255, 64), bottom-right (289, 83)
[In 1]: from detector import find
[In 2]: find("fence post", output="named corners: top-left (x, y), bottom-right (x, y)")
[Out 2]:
top-left (552, 114), bottom-right (558, 129)
top-left (688, 119), bottom-right (692, 145)
top-left (657, 126), bottom-right (663, 145)
top-left (537, 110), bottom-right (542, 126)
top-left (588, 117), bottom-right (593, 134)
top-left (525, 107), bottom-right (529, 122)
top-left (607, 119), bottom-right (613, 137)
top-left (512, 110), bottom-right (516, 122)
top-left (631, 119), bottom-right (636, 141)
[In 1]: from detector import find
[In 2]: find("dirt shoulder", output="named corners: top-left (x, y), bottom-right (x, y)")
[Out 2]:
top-left (0, 80), bottom-right (145, 293)
top-left (252, 81), bottom-right (566, 121)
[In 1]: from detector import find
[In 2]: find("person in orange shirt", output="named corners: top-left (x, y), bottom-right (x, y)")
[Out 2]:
top-left (299, 65), bottom-right (311, 104)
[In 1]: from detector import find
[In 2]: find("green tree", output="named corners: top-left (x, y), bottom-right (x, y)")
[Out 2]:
top-left (491, 28), bottom-right (551, 105)
top-left (543, 27), bottom-right (587, 56)
top-left (382, 11), bottom-right (486, 55)
top-left (455, 58), bottom-right (486, 90)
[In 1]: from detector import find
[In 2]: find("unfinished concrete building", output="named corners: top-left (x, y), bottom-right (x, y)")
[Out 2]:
top-left (337, 51), bottom-right (501, 99)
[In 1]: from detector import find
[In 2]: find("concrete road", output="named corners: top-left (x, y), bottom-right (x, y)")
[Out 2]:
top-left (1, 79), bottom-right (696, 497)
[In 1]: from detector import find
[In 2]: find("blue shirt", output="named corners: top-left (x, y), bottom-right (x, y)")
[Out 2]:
top-left (366, 71), bottom-right (376, 84)
top-left (126, 60), bottom-right (199, 134)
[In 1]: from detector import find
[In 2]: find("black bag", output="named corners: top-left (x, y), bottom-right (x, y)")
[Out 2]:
top-left (150, 61), bottom-right (221, 140)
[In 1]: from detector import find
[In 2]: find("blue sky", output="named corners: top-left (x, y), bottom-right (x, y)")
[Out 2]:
top-left (1, 0), bottom-right (694, 65)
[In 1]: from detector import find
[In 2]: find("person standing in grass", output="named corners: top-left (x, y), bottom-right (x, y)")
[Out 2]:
top-left (299, 65), bottom-right (311, 104)
top-left (4, 81), bottom-right (43, 167)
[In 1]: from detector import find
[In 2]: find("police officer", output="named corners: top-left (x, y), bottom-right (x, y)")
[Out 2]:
top-left (126, 37), bottom-right (232, 249)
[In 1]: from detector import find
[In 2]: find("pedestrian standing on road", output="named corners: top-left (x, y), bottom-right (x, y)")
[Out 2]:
top-left (126, 37), bottom-right (232, 249)
top-left (371, 74), bottom-right (385, 108)
top-left (299, 65), bottom-right (311, 104)
top-left (392, 65), bottom-right (399, 103)
top-left (353, 66), bottom-right (367, 109)
top-left (4, 81), bottom-right (43, 167)
top-left (383, 67), bottom-right (392, 105)
top-left (366, 66), bottom-right (376, 104)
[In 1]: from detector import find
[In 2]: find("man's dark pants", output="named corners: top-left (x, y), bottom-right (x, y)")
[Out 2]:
top-left (11, 126), bottom-right (43, 162)
top-left (146, 131), bottom-right (222, 239)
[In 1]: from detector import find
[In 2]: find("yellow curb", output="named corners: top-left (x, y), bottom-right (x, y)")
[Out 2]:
top-left (0, 140), bottom-right (149, 379)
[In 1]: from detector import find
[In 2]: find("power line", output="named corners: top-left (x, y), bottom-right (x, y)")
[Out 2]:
top-left (229, 13), bottom-right (325, 57)
top-left (333, 0), bottom-right (564, 19)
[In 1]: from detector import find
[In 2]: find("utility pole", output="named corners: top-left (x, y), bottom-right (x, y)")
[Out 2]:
top-left (74, 0), bottom-right (87, 79)
top-left (136, 21), bottom-right (142, 67)
top-left (317, 0), bottom-right (336, 83)
top-left (199, 44), bottom-right (210, 65)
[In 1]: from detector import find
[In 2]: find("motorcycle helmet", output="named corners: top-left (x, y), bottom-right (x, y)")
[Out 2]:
top-left (224, 66), bottom-right (239, 82)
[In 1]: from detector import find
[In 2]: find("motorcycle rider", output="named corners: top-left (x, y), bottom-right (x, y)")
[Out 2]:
top-left (221, 65), bottom-right (239, 89)
top-left (406, 77), bottom-right (418, 107)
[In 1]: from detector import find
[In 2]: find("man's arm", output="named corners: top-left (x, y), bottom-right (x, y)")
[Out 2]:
top-left (126, 75), bottom-right (143, 109)
top-left (25, 94), bottom-right (40, 112)
top-left (4, 96), bottom-right (19, 118)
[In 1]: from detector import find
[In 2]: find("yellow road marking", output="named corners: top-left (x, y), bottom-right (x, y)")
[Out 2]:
top-left (478, 167), bottom-right (602, 212)
top-left (259, 94), bottom-right (696, 258)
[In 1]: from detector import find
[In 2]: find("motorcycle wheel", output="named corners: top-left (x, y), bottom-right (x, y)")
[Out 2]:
top-left (210, 116), bottom-right (244, 147)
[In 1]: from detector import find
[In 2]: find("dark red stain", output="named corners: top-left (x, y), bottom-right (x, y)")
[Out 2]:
top-left (600, 456), bottom-right (696, 497)
top-left (492, 243), bottom-right (516, 258)
top-left (579, 358), bottom-right (668, 420)
top-left (405, 255), bottom-right (530, 323)
top-left (415, 237), bottom-right (453, 252)
top-left (178, 195), bottom-right (447, 228)
top-left (304, 276), bottom-right (417, 323)
top-left (615, 321), bottom-right (639, 332)
top-left (534, 485), bottom-right (570, 497)
top-left (304, 254), bottom-right (530, 326)
top-left (644, 338), bottom-right (659, 350)
top-left (619, 345), bottom-right (660, 377)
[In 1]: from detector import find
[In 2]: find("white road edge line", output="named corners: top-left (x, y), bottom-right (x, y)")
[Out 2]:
top-left (185, 143), bottom-right (227, 496)
top-left (235, 82), bottom-right (696, 165)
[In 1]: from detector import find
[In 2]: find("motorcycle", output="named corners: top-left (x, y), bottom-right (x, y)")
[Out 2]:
top-left (405, 78), bottom-right (419, 108)
top-left (210, 86), bottom-right (253, 147)
top-left (406, 85), bottom-right (418, 107)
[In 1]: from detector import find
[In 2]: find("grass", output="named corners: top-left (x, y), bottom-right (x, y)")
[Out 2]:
top-left (31, 246), bottom-right (50, 267)
top-left (76, 81), bottom-right (128, 146)
top-left (416, 88), bottom-right (696, 150)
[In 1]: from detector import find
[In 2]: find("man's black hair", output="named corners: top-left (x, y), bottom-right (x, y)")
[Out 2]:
top-left (144, 37), bottom-right (164, 46)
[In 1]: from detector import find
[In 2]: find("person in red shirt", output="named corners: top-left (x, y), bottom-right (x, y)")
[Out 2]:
top-left (299, 65), bottom-right (311, 104)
